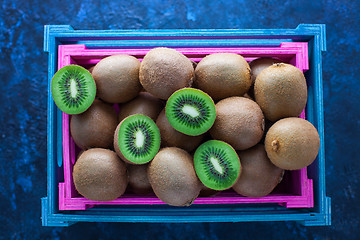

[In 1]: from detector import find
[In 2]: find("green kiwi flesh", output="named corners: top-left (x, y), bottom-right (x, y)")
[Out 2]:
top-left (194, 53), bottom-right (251, 101)
top-left (210, 97), bottom-right (265, 150)
top-left (118, 92), bottom-right (163, 122)
top-left (92, 55), bottom-right (142, 103)
top-left (156, 109), bottom-right (204, 152)
top-left (127, 163), bottom-right (153, 194)
top-left (232, 144), bottom-right (284, 197)
top-left (70, 99), bottom-right (118, 149)
top-left (51, 65), bottom-right (96, 114)
top-left (148, 147), bottom-right (202, 206)
top-left (165, 88), bottom-right (216, 136)
top-left (254, 63), bottom-right (307, 122)
top-left (194, 140), bottom-right (241, 191)
top-left (114, 114), bottom-right (161, 165)
top-left (265, 117), bottom-right (320, 170)
top-left (73, 148), bottom-right (128, 201)
top-left (139, 47), bottom-right (194, 100)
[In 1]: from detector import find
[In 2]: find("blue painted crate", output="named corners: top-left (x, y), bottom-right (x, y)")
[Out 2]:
top-left (42, 24), bottom-right (330, 227)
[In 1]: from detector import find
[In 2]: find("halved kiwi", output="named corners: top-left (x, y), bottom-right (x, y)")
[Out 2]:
top-left (165, 88), bottom-right (216, 136)
top-left (156, 109), bottom-right (204, 152)
top-left (70, 99), bottom-right (118, 149)
top-left (118, 92), bottom-right (163, 122)
top-left (194, 140), bottom-right (241, 191)
top-left (73, 148), bottom-right (128, 201)
top-left (232, 144), bottom-right (284, 197)
top-left (51, 65), bottom-right (96, 114)
top-left (264, 117), bottom-right (320, 170)
top-left (114, 114), bottom-right (161, 165)
top-left (148, 147), bottom-right (202, 206)
top-left (139, 47), bottom-right (194, 100)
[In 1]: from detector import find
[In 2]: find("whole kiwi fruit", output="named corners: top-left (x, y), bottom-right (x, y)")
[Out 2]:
top-left (118, 92), bottom-right (163, 122)
top-left (139, 47), bottom-right (194, 100)
top-left (248, 57), bottom-right (282, 98)
top-left (70, 99), bottom-right (118, 149)
top-left (156, 109), bottom-right (204, 152)
top-left (265, 117), bottom-right (320, 170)
top-left (127, 163), bottom-right (153, 194)
top-left (254, 63), bottom-right (307, 122)
top-left (73, 148), bottom-right (128, 201)
top-left (92, 55), bottom-right (142, 103)
top-left (249, 57), bottom-right (282, 86)
top-left (210, 97), bottom-right (265, 150)
top-left (232, 144), bottom-right (284, 197)
top-left (194, 53), bottom-right (251, 101)
top-left (147, 147), bottom-right (202, 206)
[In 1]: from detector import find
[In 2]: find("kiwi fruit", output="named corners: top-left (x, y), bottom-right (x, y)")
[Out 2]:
top-left (265, 117), bottom-right (320, 170)
top-left (114, 114), bottom-right (161, 165)
top-left (232, 144), bottom-right (284, 197)
top-left (147, 147), bottom-right (202, 206)
top-left (254, 63), bottom-right (307, 122)
top-left (118, 92), bottom-right (163, 122)
top-left (70, 99), bottom-right (118, 149)
top-left (127, 163), bottom-right (153, 194)
top-left (73, 148), bottom-right (128, 201)
top-left (249, 57), bottom-right (282, 86)
top-left (139, 47), bottom-right (194, 100)
top-left (210, 97), bottom-right (265, 150)
top-left (194, 140), bottom-right (241, 191)
top-left (92, 55), bottom-right (142, 103)
top-left (156, 109), bottom-right (204, 152)
top-left (51, 65), bottom-right (96, 115)
top-left (165, 88), bottom-right (216, 136)
top-left (194, 53), bottom-right (251, 101)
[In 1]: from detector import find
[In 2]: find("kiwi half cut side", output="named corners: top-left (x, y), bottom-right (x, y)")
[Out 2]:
top-left (165, 88), bottom-right (216, 136)
top-left (51, 65), bottom-right (96, 114)
top-left (194, 140), bottom-right (241, 191)
top-left (114, 114), bottom-right (161, 165)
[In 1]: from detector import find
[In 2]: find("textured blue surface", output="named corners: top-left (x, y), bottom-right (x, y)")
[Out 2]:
top-left (0, 0), bottom-right (359, 239)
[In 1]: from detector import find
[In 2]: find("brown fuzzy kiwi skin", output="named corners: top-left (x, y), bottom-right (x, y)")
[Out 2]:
top-left (232, 144), bottom-right (284, 197)
top-left (127, 163), bottom-right (153, 195)
top-left (249, 57), bottom-right (283, 86)
top-left (92, 55), bottom-right (142, 103)
top-left (248, 57), bottom-right (282, 99)
top-left (147, 147), bottom-right (202, 207)
top-left (264, 117), bottom-right (320, 170)
top-left (254, 63), bottom-right (307, 122)
top-left (73, 148), bottom-right (128, 201)
top-left (118, 92), bottom-right (164, 122)
top-left (70, 99), bottom-right (118, 150)
top-left (210, 97), bottom-right (265, 151)
top-left (156, 109), bottom-right (204, 152)
top-left (139, 47), bottom-right (194, 100)
top-left (194, 53), bottom-right (251, 101)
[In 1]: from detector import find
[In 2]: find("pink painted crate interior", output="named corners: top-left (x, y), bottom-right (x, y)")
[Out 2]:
top-left (57, 43), bottom-right (314, 211)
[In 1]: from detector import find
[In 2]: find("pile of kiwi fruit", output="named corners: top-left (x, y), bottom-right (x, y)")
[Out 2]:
top-left (51, 48), bottom-right (320, 206)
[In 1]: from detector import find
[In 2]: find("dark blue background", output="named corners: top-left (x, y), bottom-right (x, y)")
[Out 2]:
top-left (1, 0), bottom-right (359, 239)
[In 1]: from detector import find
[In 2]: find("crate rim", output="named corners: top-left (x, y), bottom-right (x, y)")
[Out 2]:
top-left (42, 24), bottom-right (329, 227)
